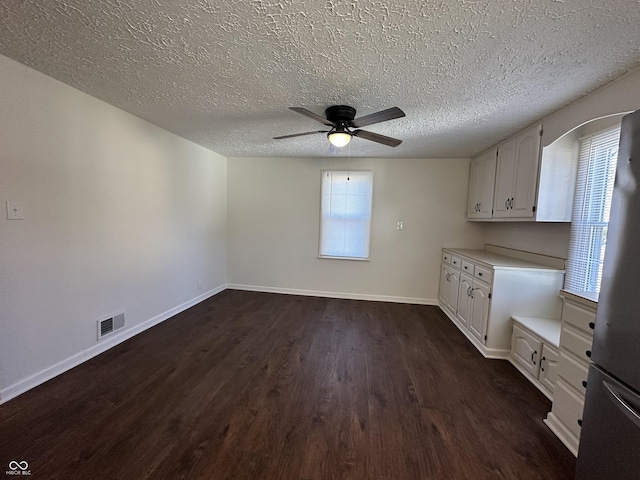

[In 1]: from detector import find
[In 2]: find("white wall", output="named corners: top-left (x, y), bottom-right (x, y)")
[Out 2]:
top-left (227, 156), bottom-right (485, 303)
top-left (485, 223), bottom-right (571, 259)
top-left (0, 54), bottom-right (227, 400)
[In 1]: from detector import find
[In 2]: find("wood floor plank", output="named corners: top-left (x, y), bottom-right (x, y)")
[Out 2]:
top-left (0, 291), bottom-right (575, 479)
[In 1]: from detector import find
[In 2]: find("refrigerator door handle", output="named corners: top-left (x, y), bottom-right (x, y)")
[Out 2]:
top-left (603, 381), bottom-right (640, 428)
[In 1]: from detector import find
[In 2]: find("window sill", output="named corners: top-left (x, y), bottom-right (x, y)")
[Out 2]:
top-left (318, 255), bottom-right (370, 262)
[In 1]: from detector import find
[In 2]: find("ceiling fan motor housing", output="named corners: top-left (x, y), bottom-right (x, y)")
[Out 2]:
top-left (325, 105), bottom-right (356, 127)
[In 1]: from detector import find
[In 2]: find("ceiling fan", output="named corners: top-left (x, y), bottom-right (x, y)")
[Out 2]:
top-left (273, 105), bottom-right (405, 148)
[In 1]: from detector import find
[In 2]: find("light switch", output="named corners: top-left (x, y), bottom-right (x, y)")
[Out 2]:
top-left (6, 201), bottom-right (24, 220)
top-left (397, 221), bottom-right (403, 230)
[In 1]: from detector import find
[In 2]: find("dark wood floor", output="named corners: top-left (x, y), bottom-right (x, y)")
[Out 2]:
top-left (0, 290), bottom-right (575, 479)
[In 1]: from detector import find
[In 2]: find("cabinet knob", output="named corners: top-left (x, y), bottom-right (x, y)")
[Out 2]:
top-left (586, 350), bottom-right (592, 358)
top-left (582, 380), bottom-right (588, 388)
top-left (577, 419), bottom-right (583, 427)
top-left (478, 272), bottom-right (483, 277)
top-left (588, 322), bottom-right (595, 329)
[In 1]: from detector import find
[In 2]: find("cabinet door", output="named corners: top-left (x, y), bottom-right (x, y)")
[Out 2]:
top-left (439, 264), bottom-right (449, 306)
top-left (469, 282), bottom-right (491, 342)
top-left (511, 125), bottom-right (541, 218)
top-left (492, 138), bottom-right (516, 218)
top-left (540, 344), bottom-right (559, 393)
top-left (456, 273), bottom-right (474, 326)
top-left (468, 148), bottom-right (497, 219)
top-left (478, 148), bottom-right (497, 218)
top-left (511, 324), bottom-right (542, 377)
top-left (447, 268), bottom-right (460, 313)
top-left (467, 157), bottom-right (483, 218)
top-left (439, 265), bottom-right (459, 313)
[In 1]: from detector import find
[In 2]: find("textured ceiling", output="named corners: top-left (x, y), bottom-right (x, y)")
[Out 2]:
top-left (1, 0), bottom-right (640, 158)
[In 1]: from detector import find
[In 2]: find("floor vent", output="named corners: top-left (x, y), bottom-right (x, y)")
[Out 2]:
top-left (97, 313), bottom-right (125, 340)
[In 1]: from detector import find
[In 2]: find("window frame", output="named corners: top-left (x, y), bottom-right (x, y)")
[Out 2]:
top-left (564, 125), bottom-right (620, 293)
top-left (318, 169), bottom-right (373, 261)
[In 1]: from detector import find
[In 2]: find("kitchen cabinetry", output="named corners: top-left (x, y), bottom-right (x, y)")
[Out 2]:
top-left (467, 123), bottom-right (578, 222)
top-left (493, 125), bottom-right (541, 219)
top-left (509, 316), bottom-right (561, 400)
top-left (544, 290), bottom-right (597, 456)
top-left (438, 246), bottom-right (564, 359)
top-left (467, 280), bottom-right (491, 341)
top-left (439, 252), bottom-right (461, 314)
top-left (467, 147), bottom-right (497, 219)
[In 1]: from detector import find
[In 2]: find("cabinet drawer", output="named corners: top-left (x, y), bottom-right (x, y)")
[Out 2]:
top-left (551, 380), bottom-right (585, 438)
top-left (460, 260), bottom-right (474, 275)
top-left (451, 256), bottom-right (462, 269)
top-left (442, 251), bottom-right (451, 264)
top-left (560, 327), bottom-right (593, 361)
top-left (562, 300), bottom-right (596, 335)
top-left (557, 352), bottom-right (589, 396)
top-left (474, 265), bottom-right (493, 283)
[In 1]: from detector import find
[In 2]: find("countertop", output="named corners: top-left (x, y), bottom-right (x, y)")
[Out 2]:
top-left (443, 248), bottom-right (565, 272)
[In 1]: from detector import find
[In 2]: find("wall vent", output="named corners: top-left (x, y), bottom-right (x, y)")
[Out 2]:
top-left (97, 312), bottom-right (125, 340)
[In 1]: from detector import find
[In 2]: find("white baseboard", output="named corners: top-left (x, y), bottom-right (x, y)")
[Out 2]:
top-left (0, 284), bottom-right (226, 405)
top-left (226, 283), bottom-right (437, 305)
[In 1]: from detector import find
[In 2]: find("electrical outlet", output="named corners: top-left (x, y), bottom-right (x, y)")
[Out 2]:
top-left (397, 221), bottom-right (403, 230)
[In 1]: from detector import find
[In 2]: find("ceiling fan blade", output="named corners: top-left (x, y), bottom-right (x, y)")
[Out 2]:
top-left (289, 107), bottom-right (334, 126)
top-left (273, 130), bottom-right (328, 140)
top-left (352, 129), bottom-right (402, 147)
top-left (351, 107), bottom-right (405, 128)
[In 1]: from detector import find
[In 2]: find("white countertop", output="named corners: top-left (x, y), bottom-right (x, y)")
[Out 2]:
top-left (511, 316), bottom-right (562, 347)
top-left (443, 248), bottom-right (564, 272)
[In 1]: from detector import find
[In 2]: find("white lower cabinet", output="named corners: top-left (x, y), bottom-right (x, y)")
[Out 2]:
top-left (509, 317), bottom-right (561, 400)
top-left (468, 281), bottom-right (490, 342)
top-left (544, 290), bottom-right (597, 457)
top-left (456, 274), bottom-right (474, 326)
top-left (511, 324), bottom-right (543, 377)
top-left (539, 344), bottom-right (559, 393)
top-left (439, 264), bottom-right (460, 315)
top-left (457, 273), bottom-right (490, 338)
top-left (438, 247), bottom-right (564, 359)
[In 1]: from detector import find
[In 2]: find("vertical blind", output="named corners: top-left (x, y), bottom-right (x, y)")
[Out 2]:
top-left (319, 170), bottom-right (373, 259)
top-left (565, 126), bottom-right (620, 293)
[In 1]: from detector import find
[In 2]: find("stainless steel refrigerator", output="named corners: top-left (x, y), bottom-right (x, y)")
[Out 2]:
top-left (575, 109), bottom-right (640, 479)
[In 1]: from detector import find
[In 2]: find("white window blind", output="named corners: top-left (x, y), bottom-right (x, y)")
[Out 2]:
top-left (319, 170), bottom-right (373, 260)
top-left (565, 126), bottom-right (620, 293)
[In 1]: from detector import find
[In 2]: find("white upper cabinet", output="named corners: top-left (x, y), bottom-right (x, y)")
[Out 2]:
top-left (467, 147), bottom-right (497, 219)
top-left (468, 123), bottom-right (579, 222)
top-left (493, 124), bottom-right (541, 219)
top-left (492, 138), bottom-right (517, 218)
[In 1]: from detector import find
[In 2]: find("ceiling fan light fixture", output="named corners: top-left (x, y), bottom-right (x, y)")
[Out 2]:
top-left (328, 131), bottom-right (352, 147)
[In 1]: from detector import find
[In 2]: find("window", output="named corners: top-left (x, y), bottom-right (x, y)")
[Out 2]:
top-left (565, 126), bottom-right (620, 293)
top-left (319, 170), bottom-right (373, 260)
